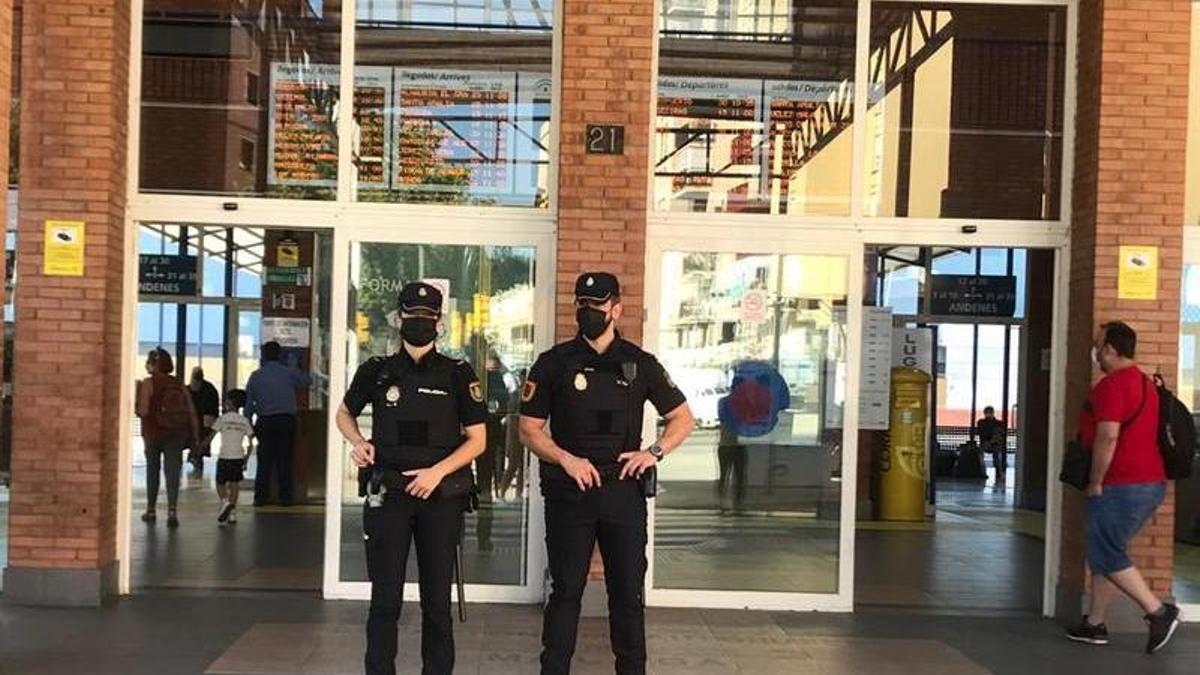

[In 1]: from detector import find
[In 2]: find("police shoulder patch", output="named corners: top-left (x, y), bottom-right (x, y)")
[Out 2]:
top-left (522, 380), bottom-right (537, 402)
top-left (469, 381), bottom-right (483, 403)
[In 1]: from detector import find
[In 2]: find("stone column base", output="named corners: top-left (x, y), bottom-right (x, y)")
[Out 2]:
top-left (3, 561), bottom-right (118, 607)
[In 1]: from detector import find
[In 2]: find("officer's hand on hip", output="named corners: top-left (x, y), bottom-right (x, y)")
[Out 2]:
top-left (402, 467), bottom-right (445, 500)
top-left (618, 450), bottom-right (658, 480)
top-left (350, 440), bottom-right (376, 468)
top-left (561, 454), bottom-right (601, 491)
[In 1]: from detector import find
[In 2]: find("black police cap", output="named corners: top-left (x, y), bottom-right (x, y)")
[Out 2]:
top-left (574, 272), bottom-right (620, 302)
top-left (397, 282), bottom-right (443, 314)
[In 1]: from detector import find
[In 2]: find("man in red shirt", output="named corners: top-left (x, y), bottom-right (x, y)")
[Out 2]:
top-left (1067, 322), bottom-right (1180, 653)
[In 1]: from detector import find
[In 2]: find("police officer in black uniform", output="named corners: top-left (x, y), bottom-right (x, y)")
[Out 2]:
top-left (519, 272), bottom-right (695, 675)
top-left (336, 282), bottom-right (487, 675)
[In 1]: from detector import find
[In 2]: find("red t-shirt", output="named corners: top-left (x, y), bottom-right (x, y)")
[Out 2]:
top-left (1078, 366), bottom-right (1164, 485)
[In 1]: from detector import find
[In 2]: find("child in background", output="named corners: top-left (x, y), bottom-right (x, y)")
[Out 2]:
top-left (209, 389), bottom-right (254, 525)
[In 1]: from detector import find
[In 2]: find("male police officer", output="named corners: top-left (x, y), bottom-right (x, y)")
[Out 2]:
top-left (336, 282), bottom-right (487, 675)
top-left (519, 272), bottom-right (695, 675)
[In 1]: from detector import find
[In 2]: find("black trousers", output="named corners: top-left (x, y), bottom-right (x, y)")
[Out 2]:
top-left (254, 414), bottom-right (296, 504)
top-left (541, 479), bottom-right (647, 675)
top-left (364, 491), bottom-right (462, 675)
top-left (716, 444), bottom-right (747, 508)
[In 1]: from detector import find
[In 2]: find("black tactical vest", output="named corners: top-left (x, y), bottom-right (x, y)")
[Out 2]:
top-left (370, 353), bottom-right (464, 472)
top-left (548, 353), bottom-right (642, 470)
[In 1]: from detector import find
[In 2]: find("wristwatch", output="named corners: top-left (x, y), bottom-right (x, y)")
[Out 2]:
top-left (647, 443), bottom-right (664, 462)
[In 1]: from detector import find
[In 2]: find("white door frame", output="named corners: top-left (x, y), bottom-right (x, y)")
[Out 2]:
top-left (322, 211), bottom-right (557, 604)
top-left (641, 216), bottom-right (1071, 615)
top-left (641, 222), bottom-right (865, 612)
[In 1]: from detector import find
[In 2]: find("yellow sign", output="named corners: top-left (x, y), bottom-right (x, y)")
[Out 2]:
top-left (1118, 245), bottom-right (1158, 300)
top-left (355, 312), bottom-right (369, 344)
top-left (43, 220), bottom-right (85, 276)
top-left (277, 239), bottom-right (300, 267)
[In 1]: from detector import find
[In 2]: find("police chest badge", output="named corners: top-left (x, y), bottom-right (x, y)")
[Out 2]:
top-left (385, 385), bottom-right (401, 405)
top-left (574, 372), bottom-right (588, 391)
top-left (469, 382), bottom-right (484, 403)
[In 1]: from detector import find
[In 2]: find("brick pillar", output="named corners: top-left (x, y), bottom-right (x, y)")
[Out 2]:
top-left (3, 0), bottom-right (129, 606)
top-left (1057, 0), bottom-right (1191, 624)
top-left (555, 0), bottom-right (655, 605)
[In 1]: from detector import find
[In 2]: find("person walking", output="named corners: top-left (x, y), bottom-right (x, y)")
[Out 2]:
top-left (337, 282), bottom-right (487, 675)
top-left (519, 272), bottom-right (695, 675)
top-left (244, 341), bottom-right (312, 507)
top-left (1066, 321), bottom-right (1181, 653)
top-left (210, 389), bottom-right (254, 526)
top-left (135, 348), bottom-right (200, 528)
top-left (188, 366), bottom-right (221, 473)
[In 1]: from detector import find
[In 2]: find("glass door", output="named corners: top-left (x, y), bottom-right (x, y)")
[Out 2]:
top-left (326, 227), bottom-right (555, 603)
top-left (645, 242), bottom-right (861, 610)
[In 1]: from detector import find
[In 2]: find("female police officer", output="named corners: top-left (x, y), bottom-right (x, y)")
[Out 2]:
top-left (336, 282), bottom-right (487, 675)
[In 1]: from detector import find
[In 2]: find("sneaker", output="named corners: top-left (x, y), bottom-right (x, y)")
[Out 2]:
top-left (1066, 617), bottom-right (1109, 645)
top-left (167, 511), bottom-right (180, 528)
top-left (1146, 603), bottom-right (1182, 654)
top-left (228, 509), bottom-right (237, 524)
top-left (140, 511), bottom-right (156, 524)
top-left (218, 501), bottom-right (234, 524)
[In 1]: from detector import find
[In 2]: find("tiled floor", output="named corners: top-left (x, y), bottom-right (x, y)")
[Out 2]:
top-left (8, 452), bottom-right (1199, 609)
top-left (2, 591), bottom-right (1199, 674)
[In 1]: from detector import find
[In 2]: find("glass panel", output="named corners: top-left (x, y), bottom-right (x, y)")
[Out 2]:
top-left (655, 1), bottom-right (857, 215)
top-left (864, 4), bottom-right (1066, 219)
top-left (655, 251), bottom-right (848, 593)
top-left (340, 242), bottom-right (538, 584)
top-left (201, 229), bottom-right (230, 298)
top-left (180, 304), bottom-right (229, 396)
top-left (353, 2), bottom-right (554, 206)
top-left (233, 229), bottom-right (265, 300)
top-left (1177, 263), bottom-right (1200, 602)
top-left (140, 1), bottom-right (342, 199)
top-left (237, 309), bottom-right (263, 395)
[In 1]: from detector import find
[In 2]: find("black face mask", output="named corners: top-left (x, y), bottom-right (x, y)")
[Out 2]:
top-left (576, 307), bottom-right (612, 340)
top-left (401, 317), bottom-right (438, 347)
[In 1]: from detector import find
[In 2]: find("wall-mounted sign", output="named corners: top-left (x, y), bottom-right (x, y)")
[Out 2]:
top-left (859, 307), bottom-right (894, 430)
top-left (262, 317), bottom-right (311, 348)
top-left (265, 266), bottom-right (312, 287)
top-left (586, 124), bottom-right (624, 155)
top-left (43, 220), bottom-right (85, 277)
top-left (739, 289), bottom-right (767, 324)
top-left (139, 254), bottom-right (199, 296)
top-left (276, 237), bottom-right (301, 267)
top-left (930, 275), bottom-right (1017, 317)
top-left (893, 327), bottom-right (934, 374)
top-left (1118, 245), bottom-right (1158, 300)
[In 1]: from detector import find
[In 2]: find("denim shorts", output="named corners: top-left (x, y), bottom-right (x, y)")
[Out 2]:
top-left (1085, 481), bottom-right (1166, 576)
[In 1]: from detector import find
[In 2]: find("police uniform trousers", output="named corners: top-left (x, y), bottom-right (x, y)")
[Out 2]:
top-left (363, 490), bottom-right (462, 675)
top-left (541, 477), bottom-right (647, 675)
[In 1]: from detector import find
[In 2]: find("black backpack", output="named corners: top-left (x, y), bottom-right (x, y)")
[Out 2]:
top-left (1153, 374), bottom-right (1197, 480)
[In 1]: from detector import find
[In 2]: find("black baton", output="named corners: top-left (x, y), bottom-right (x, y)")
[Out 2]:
top-left (455, 511), bottom-right (467, 622)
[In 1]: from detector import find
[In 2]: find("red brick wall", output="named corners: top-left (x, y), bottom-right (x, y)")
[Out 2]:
top-left (556, 0), bottom-right (654, 345)
top-left (1061, 0), bottom-right (1191, 608)
top-left (7, 0), bottom-right (129, 574)
top-left (556, 0), bottom-right (655, 581)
